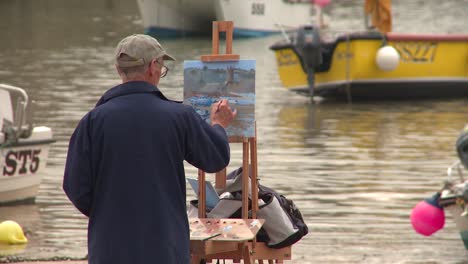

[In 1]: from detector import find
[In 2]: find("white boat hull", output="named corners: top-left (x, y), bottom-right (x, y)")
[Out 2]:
top-left (0, 126), bottom-right (54, 205)
top-left (216, 0), bottom-right (313, 37)
top-left (137, 0), bottom-right (313, 37)
top-left (0, 178), bottom-right (41, 204)
top-left (137, 0), bottom-right (216, 37)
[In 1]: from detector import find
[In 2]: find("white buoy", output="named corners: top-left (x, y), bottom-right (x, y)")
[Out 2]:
top-left (376, 45), bottom-right (400, 71)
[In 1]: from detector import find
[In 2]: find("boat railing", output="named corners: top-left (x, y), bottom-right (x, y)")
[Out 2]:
top-left (274, 23), bottom-right (293, 43)
top-left (443, 161), bottom-right (468, 211)
top-left (0, 84), bottom-right (32, 144)
top-left (447, 160), bottom-right (466, 183)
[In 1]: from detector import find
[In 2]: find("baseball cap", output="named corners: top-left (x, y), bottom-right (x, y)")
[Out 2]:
top-left (115, 34), bottom-right (175, 68)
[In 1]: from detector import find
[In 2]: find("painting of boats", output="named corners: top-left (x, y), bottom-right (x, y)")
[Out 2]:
top-left (183, 60), bottom-right (256, 137)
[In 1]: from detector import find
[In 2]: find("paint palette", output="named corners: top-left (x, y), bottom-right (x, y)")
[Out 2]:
top-left (189, 218), bottom-right (264, 242)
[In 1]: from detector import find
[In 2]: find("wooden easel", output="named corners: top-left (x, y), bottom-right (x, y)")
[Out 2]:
top-left (189, 21), bottom-right (292, 264)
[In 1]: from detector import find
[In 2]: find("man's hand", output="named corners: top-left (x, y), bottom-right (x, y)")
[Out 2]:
top-left (210, 99), bottom-right (237, 128)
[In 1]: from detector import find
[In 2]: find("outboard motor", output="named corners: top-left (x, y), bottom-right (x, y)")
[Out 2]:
top-left (456, 124), bottom-right (468, 168)
top-left (295, 25), bottom-right (322, 97)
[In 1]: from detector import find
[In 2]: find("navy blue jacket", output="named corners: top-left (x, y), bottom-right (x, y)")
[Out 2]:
top-left (63, 81), bottom-right (230, 264)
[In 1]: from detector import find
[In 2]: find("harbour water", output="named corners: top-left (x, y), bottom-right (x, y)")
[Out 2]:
top-left (1, 0), bottom-right (468, 263)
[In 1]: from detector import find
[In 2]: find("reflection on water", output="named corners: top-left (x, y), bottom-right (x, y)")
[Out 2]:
top-left (1, 0), bottom-right (468, 263)
top-left (0, 0), bottom-right (140, 50)
top-left (270, 99), bottom-right (468, 263)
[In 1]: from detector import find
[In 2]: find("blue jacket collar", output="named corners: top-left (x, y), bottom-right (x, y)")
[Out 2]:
top-left (95, 81), bottom-right (173, 107)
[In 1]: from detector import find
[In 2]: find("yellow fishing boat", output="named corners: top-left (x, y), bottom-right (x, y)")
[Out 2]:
top-left (270, 0), bottom-right (468, 99)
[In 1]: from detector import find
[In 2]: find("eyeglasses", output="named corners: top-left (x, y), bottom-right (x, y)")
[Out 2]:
top-left (155, 60), bottom-right (169, 78)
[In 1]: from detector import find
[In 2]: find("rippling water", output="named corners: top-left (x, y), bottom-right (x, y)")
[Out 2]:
top-left (1, 0), bottom-right (468, 263)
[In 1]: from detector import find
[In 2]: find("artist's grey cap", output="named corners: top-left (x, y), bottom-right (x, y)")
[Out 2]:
top-left (115, 34), bottom-right (175, 68)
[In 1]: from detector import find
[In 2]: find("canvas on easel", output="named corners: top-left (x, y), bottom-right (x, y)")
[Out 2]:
top-left (183, 59), bottom-right (256, 137)
top-left (186, 21), bottom-right (291, 264)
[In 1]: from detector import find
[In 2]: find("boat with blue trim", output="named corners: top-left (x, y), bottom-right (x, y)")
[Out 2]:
top-left (136, 0), bottom-right (315, 38)
top-left (0, 84), bottom-right (55, 205)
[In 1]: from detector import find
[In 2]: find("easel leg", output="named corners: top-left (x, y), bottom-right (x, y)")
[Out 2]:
top-left (242, 244), bottom-right (254, 264)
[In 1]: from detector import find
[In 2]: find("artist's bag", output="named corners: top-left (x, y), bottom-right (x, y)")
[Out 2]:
top-left (187, 167), bottom-right (308, 248)
top-left (256, 184), bottom-right (309, 248)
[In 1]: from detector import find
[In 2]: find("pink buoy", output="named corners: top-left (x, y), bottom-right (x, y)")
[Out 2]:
top-left (314, 0), bottom-right (331, 7)
top-left (410, 192), bottom-right (445, 236)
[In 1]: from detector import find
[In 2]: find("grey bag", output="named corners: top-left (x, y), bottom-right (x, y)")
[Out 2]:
top-left (187, 167), bottom-right (308, 248)
top-left (257, 192), bottom-right (302, 247)
top-left (256, 185), bottom-right (309, 248)
top-left (225, 167), bottom-right (309, 248)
